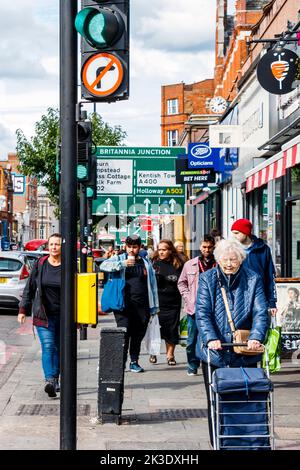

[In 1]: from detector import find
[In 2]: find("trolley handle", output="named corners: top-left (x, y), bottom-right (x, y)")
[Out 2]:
top-left (220, 342), bottom-right (265, 348)
top-left (207, 342), bottom-right (270, 379)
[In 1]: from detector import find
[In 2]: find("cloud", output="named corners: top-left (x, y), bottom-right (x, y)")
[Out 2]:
top-left (0, 122), bottom-right (15, 160)
top-left (0, 2), bottom-right (58, 81)
top-left (133, 0), bottom-right (215, 52)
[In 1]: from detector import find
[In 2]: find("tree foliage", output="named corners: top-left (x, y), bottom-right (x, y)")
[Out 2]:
top-left (16, 107), bottom-right (127, 206)
top-left (16, 107), bottom-right (60, 205)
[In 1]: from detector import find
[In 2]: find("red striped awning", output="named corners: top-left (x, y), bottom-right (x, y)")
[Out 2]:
top-left (246, 141), bottom-right (300, 193)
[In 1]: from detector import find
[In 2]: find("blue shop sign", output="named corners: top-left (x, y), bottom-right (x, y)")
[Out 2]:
top-left (188, 143), bottom-right (221, 170)
top-left (217, 147), bottom-right (238, 184)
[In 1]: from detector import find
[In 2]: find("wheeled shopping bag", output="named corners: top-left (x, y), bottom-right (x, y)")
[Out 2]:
top-left (208, 345), bottom-right (275, 450)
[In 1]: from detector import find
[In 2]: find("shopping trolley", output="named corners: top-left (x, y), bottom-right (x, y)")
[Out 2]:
top-left (208, 343), bottom-right (275, 450)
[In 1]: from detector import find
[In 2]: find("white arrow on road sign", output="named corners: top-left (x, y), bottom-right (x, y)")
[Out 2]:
top-left (169, 198), bottom-right (176, 213)
top-left (134, 226), bottom-right (141, 235)
top-left (105, 198), bottom-right (112, 212)
top-left (144, 198), bottom-right (151, 212)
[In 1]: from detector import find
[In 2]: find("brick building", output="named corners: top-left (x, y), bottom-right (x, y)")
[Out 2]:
top-left (161, 79), bottom-right (215, 147)
top-left (1, 153), bottom-right (38, 245)
top-left (0, 163), bottom-right (13, 249)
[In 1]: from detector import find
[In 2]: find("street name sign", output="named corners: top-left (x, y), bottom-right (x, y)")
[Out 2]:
top-left (93, 146), bottom-right (186, 216)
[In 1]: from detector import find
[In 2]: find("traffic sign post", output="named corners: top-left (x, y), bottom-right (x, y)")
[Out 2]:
top-left (92, 146), bottom-right (186, 216)
top-left (59, 0), bottom-right (78, 450)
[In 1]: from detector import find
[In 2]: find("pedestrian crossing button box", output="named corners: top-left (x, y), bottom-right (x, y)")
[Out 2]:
top-left (77, 273), bottom-right (97, 325)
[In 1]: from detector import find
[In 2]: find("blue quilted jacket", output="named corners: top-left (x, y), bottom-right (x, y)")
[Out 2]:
top-left (195, 265), bottom-right (269, 367)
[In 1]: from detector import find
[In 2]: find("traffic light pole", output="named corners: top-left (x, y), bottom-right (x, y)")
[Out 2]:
top-left (59, 0), bottom-right (78, 450)
top-left (79, 183), bottom-right (88, 341)
top-left (79, 184), bottom-right (88, 273)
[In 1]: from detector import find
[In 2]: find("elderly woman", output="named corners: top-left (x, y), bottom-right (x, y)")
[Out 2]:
top-left (195, 238), bottom-right (269, 445)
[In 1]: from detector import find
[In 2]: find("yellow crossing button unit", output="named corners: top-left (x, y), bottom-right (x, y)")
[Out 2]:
top-left (77, 273), bottom-right (97, 325)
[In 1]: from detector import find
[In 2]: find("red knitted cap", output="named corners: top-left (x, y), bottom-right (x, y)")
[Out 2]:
top-left (231, 218), bottom-right (252, 236)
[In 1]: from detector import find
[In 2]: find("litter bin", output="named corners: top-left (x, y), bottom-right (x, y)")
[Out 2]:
top-left (98, 327), bottom-right (126, 424)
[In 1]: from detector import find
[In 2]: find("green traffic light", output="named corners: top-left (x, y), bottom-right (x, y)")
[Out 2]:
top-left (75, 7), bottom-right (121, 48)
top-left (77, 164), bottom-right (88, 180)
top-left (86, 187), bottom-right (94, 198)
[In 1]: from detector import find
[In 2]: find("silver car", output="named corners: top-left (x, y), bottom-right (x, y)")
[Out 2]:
top-left (0, 252), bottom-right (32, 312)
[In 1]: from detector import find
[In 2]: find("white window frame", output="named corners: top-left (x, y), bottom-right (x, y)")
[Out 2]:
top-left (167, 130), bottom-right (178, 147)
top-left (167, 99), bottom-right (179, 115)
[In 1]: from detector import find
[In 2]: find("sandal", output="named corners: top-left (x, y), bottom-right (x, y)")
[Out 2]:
top-left (167, 357), bottom-right (177, 366)
top-left (149, 355), bottom-right (157, 364)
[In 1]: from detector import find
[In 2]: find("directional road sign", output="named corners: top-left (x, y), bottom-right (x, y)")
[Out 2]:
top-left (92, 146), bottom-right (186, 216)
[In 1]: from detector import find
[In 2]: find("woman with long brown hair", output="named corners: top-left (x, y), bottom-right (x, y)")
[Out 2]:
top-left (150, 239), bottom-right (184, 365)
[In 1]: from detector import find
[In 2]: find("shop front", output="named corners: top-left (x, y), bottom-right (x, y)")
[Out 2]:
top-left (245, 134), bottom-right (300, 278)
top-left (246, 135), bottom-right (300, 358)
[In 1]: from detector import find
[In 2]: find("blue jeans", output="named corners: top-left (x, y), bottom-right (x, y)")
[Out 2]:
top-left (186, 314), bottom-right (200, 371)
top-left (36, 316), bottom-right (60, 380)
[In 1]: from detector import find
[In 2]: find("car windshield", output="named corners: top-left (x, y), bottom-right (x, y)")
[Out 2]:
top-left (0, 258), bottom-right (22, 272)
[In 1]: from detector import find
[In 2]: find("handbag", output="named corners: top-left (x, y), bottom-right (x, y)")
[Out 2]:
top-left (144, 314), bottom-right (161, 355)
top-left (101, 271), bottom-right (125, 313)
top-left (220, 284), bottom-right (264, 355)
top-left (179, 315), bottom-right (188, 347)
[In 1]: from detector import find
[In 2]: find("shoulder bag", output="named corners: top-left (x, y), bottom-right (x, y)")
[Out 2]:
top-left (101, 270), bottom-right (125, 313)
top-left (220, 284), bottom-right (264, 355)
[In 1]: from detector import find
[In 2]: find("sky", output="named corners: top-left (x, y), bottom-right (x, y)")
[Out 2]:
top-left (0, 0), bottom-right (236, 159)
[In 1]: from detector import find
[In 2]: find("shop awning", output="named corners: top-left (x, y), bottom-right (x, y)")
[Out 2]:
top-left (245, 134), bottom-right (300, 193)
top-left (191, 186), bottom-right (219, 205)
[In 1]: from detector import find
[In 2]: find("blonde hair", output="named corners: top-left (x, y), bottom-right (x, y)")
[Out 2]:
top-left (214, 239), bottom-right (246, 263)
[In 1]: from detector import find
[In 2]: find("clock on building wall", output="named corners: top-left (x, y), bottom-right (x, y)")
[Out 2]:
top-left (209, 96), bottom-right (228, 113)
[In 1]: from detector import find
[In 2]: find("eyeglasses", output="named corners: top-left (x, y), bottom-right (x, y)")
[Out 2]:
top-left (220, 257), bottom-right (240, 266)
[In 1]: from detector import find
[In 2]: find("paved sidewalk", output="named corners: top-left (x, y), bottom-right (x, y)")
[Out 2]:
top-left (0, 314), bottom-right (299, 450)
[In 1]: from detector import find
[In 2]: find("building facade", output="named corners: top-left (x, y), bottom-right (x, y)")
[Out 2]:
top-left (0, 163), bottom-right (13, 249)
top-left (37, 186), bottom-right (59, 240)
top-left (161, 0), bottom-right (300, 276)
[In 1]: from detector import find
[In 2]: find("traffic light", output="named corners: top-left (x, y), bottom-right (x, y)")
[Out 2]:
top-left (86, 154), bottom-right (98, 199)
top-left (75, 1), bottom-right (129, 102)
top-left (77, 120), bottom-right (92, 182)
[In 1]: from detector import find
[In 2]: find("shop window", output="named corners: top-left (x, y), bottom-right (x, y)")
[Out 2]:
top-left (257, 185), bottom-right (268, 240)
top-left (291, 165), bottom-right (300, 196)
top-left (291, 165), bottom-right (300, 277)
top-left (275, 179), bottom-right (281, 276)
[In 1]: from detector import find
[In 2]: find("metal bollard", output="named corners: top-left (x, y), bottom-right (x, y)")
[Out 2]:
top-left (98, 327), bottom-right (126, 424)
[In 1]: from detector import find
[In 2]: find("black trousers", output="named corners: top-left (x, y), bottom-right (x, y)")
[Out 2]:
top-left (114, 302), bottom-right (150, 365)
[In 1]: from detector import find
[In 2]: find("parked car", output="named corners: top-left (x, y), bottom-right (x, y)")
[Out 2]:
top-left (15, 251), bottom-right (49, 269)
top-left (24, 239), bottom-right (48, 251)
top-left (0, 252), bottom-right (32, 312)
